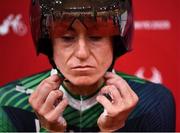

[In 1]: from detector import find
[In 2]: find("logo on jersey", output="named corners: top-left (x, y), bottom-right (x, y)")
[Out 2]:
top-left (135, 67), bottom-right (163, 83)
top-left (0, 14), bottom-right (27, 36)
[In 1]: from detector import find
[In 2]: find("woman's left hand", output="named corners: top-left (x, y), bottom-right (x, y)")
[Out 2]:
top-left (96, 72), bottom-right (139, 132)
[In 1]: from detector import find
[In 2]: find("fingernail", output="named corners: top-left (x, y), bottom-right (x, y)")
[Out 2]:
top-left (104, 72), bottom-right (111, 77)
top-left (51, 74), bottom-right (60, 82)
top-left (96, 95), bottom-right (100, 101)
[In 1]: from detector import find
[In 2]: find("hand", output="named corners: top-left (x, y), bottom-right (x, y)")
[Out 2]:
top-left (29, 74), bottom-right (68, 132)
top-left (96, 72), bottom-right (139, 132)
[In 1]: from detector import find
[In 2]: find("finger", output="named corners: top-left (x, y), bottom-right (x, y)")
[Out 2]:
top-left (29, 75), bottom-right (64, 114)
top-left (37, 74), bottom-right (63, 93)
top-left (105, 72), bottom-right (135, 95)
top-left (39, 75), bottom-right (62, 91)
top-left (104, 72), bottom-right (115, 79)
top-left (35, 74), bottom-right (64, 100)
top-left (37, 82), bottom-right (60, 103)
top-left (51, 98), bottom-right (69, 118)
top-left (100, 85), bottom-right (123, 104)
top-left (106, 75), bottom-right (139, 106)
top-left (105, 74), bottom-right (133, 99)
top-left (96, 95), bottom-right (112, 112)
top-left (57, 117), bottom-right (67, 127)
top-left (46, 74), bottom-right (63, 83)
top-left (29, 80), bottom-right (62, 110)
top-left (40, 90), bottom-right (63, 113)
top-left (29, 84), bottom-right (53, 110)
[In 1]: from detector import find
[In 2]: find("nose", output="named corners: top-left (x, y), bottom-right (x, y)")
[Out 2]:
top-left (75, 36), bottom-right (90, 60)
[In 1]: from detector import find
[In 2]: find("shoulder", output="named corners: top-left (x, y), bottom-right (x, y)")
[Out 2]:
top-left (115, 70), bottom-right (174, 99)
top-left (115, 71), bottom-right (175, 131)
top-left (115, 70), bottom-right (175, 111)
top-left (0, 70), bottom-right (51, 132)
top-left (0, 70), bottom-right (51, 111)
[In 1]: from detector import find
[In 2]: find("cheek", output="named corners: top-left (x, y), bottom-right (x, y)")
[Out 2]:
top-left (98, 45), bottom-right (113, 69)
top-left (53, 51), bottom-right (63, 68)
top-left (53, 45), bottom-right (66, 69)
top-left (53, 44), bottom-right (75, 77)
top-left (102, 54), bottom-right (113, 71)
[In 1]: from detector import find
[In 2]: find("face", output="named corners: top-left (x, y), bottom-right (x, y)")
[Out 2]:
top-left (52, 19), bottom-right (113, 86)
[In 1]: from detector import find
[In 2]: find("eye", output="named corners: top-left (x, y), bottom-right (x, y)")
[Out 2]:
top-left (61, 36), bottom-right (75, 42)
top-left (88, 36), bottom-right (103, 41)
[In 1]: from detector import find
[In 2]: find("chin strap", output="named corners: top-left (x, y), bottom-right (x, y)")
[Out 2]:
top-left (50, 68), bottom-right (65, 79)
top-left (49, 58), bottom-right (65, 78)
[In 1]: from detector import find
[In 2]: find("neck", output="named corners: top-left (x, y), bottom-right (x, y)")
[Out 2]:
top-left (63, 79), bottom-right (104, 96)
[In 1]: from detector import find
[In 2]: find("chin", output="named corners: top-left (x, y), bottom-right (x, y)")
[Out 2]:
top-left (70, 76), bottom-right (98, 86)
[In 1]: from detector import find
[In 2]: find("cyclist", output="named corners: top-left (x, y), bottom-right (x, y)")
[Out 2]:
top-left (0, 0), bottom-right (175, 132)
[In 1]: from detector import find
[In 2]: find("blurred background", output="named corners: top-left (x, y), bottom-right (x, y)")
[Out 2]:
top-left (0, 0), bottom-right (179, 131)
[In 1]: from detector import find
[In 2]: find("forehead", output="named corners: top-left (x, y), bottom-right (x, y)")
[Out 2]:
top-left (51, 17), bottom-right (120, 36)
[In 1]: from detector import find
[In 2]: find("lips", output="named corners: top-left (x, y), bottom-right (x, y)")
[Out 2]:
top-left (71, 65), bottom-right (95, 70)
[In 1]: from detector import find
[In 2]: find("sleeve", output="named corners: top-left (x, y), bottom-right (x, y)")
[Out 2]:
top-left (155, 85), bottom-right (176, 131)
top-left (140, 84), bottom-right (176, 131)
top-left (0, 107), bottom-right (17, 132)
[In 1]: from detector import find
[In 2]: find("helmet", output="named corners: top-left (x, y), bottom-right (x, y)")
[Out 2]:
top-left (30, 0), bottom-right (134, 59)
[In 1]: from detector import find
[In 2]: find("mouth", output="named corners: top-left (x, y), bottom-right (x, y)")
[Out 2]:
top-left (71, 65), bottom-right (95, 71)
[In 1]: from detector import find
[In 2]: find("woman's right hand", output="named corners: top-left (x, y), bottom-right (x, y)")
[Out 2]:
top-left (29, 74), bottom-right (68, 132)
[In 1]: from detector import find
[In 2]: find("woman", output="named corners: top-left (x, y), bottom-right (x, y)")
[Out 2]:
top-left (0, 0), bottom-right (175, 132)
